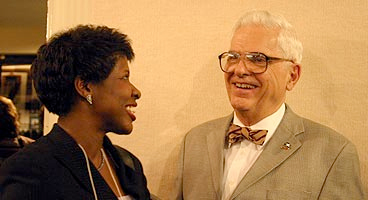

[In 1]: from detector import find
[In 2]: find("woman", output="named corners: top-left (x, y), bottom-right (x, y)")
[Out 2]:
top-left (0, 96), bottom-right (34, 166)
top-left (0, 25), bottom-right (153, 200)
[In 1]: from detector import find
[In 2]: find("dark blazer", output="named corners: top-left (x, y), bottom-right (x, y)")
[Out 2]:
top-left (176, 105), bottom-right (365, 199)
top-left (0, 124), bottom-right (151, 200)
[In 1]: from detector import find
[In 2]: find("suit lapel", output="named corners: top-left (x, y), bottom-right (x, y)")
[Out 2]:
top-left (206, 114), bottom-right (233, 199)
top-left (231, 106), bottom-right (304, 199)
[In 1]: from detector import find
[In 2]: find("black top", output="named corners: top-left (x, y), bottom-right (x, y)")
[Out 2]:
top-left (0, 137), bottom-right (23, 166)
top-left (0, 124), bottom-right (151, 200)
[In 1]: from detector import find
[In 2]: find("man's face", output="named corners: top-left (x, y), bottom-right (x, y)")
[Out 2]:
top-left (225, 25), bottom-right (300, 125)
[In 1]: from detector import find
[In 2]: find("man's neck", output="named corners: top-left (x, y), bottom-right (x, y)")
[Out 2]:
top-left (234, 103), bottom-right (285, 126)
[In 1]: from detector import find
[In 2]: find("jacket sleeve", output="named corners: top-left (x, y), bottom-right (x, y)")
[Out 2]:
top-left (171, 138), bottom-right (184, 200)
top-left (318, 142), bottom-right (366, 199)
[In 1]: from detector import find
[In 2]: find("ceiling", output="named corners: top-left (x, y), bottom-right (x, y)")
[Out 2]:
top-left (0, 0), bottom-right (47, 56)
top-left (0, 0), bottom-right (47, 27)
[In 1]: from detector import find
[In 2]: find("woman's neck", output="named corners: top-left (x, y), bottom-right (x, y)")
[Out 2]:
top-left (57, 111), bottom-right (104, 160)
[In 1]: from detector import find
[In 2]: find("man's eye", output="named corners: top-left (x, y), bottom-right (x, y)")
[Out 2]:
top-left (227, 54), bottom-right (239, 62)
top-left (248, 55), bottom-right (266, 63)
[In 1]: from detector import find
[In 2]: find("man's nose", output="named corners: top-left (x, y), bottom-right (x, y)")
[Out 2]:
top-left (234, 58), bottom-right (252, 77)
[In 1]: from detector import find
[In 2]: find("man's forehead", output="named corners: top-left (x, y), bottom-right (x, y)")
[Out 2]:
top-left (233, 25), bottom-right (280, 39)
top-left (230, 25), bottom-right (280, 53)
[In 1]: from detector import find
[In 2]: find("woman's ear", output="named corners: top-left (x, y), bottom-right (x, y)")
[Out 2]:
top-left (74, 77), bottom-right (91, 98)
top-left (286, 63), bottom-right (301, 91)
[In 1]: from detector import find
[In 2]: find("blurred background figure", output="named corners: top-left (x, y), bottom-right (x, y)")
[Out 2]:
top-left (0, 95), bottom-right (34, 166)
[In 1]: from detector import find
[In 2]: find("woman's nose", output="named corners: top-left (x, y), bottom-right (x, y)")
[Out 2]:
top-left (132, 84), bottom-right (141, 99)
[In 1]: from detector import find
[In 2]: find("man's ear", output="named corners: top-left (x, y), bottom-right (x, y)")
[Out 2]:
top-left (74, 77), bottom-right (91, 98)
top-left (286, 63), bottom-right (301, 91)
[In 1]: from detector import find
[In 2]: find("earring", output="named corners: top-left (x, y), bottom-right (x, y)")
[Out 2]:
top-left (86, 95), bottom-right (93, 105)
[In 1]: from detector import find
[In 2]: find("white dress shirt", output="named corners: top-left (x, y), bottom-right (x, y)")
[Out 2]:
top-left (221, 104), bottom-right (286, 200)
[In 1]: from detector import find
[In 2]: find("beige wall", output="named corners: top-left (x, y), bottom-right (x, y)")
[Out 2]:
top-left (46, 0), bottom-right (368, 198)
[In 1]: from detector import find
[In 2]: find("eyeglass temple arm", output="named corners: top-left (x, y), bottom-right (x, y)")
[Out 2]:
top-left (268, 56), bottom-right (295, 63)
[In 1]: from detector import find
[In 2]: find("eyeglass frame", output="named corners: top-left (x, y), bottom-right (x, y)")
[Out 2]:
top-left (218, 51), bottom-right (295, 74)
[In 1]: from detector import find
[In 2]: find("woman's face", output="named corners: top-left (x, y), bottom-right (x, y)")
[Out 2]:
top-left (90, 56), bottom-right (141, 134)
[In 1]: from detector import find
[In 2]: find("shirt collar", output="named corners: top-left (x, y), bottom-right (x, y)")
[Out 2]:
top-left (233, 103), bottom-right (285, 147)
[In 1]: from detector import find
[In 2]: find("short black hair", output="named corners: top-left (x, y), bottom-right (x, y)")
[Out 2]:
top-left (0, 96), bottom-right (19, 139)
top-left (31, 25), bottom-right (134, 116)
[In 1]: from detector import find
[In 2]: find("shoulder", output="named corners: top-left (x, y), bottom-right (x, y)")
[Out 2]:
top-left (0, 136), bottom-right (54, 173)
top-left (284, 106), bottom-right (353, 149)
top-left (286, 111), bottom-right (358, 159)
top-left (300, 117), bottom-right (352, 148)
top-left (114, 145), bottom-right (143, 171)
top-left (279, 107), bottom-right (360, 166)
top-left (185, 115), bottom-right (232, 139)
top-left (18, 135), bottom-right (35, 145)
top-left (104, 136), bottom-right (144, 172)
top-left (0, 138), bottom-right (21, 162)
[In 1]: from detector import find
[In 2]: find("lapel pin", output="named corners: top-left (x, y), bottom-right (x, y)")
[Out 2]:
top-left (281, 142), bottom-right (291, 150)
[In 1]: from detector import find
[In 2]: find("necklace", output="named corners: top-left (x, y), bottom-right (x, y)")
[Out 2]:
top-left (78, 144), bottom-right (125, 199)
top-left (96, 149), bottom-right (105, 171)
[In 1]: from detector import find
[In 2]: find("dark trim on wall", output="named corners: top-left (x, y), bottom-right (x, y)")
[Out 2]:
top-left (0, 54), bottom-right (36, 66)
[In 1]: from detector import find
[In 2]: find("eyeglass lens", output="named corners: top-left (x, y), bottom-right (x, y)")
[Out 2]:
top-left (220, 52), bottom-right (267, 74)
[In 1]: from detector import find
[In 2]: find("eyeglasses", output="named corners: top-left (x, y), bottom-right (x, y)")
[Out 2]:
top-left (218, 51), bottom-right (294, 74)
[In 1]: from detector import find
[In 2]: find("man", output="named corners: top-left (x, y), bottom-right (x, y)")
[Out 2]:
top-left (176, 10), bottom-right (365, 199)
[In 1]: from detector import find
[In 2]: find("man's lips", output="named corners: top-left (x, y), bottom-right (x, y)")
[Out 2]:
top-left (234, 82), bottom-right (257, 89)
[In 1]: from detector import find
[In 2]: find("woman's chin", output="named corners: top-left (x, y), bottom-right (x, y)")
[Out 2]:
top-left (116, 125), bottom-right (133, 135)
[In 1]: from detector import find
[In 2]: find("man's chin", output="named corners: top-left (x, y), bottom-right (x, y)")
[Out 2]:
top-left (230, 101), bottom-right (253, 112)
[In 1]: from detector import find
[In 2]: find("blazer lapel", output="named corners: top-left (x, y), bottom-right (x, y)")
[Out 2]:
top-left (206, 114), bottom-right (233, 199)
top-left (47, 125), bottom-right (95, 194)
top-left (231, 106), bottom-right (304, 199)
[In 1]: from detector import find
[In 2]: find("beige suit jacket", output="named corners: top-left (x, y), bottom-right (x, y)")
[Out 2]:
top-left (175, 106), bottom-right (365, 200)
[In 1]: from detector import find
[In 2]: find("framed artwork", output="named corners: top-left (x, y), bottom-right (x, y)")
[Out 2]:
top-left (0, 64), bottom-right (43, 139)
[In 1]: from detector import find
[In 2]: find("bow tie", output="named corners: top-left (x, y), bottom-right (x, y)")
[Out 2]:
top-left (226, 124), bottom-right (268, 147)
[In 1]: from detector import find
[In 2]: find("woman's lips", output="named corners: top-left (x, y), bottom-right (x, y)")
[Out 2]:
top-left (126, 105), bottom-right (136, 121)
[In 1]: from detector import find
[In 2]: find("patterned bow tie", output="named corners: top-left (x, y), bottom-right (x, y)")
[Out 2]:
top-left (226, 124), bottom-right (268, 147)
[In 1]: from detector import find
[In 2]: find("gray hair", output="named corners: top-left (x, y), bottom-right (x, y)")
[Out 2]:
top-left (233, 10), bottom-right (303, 64)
